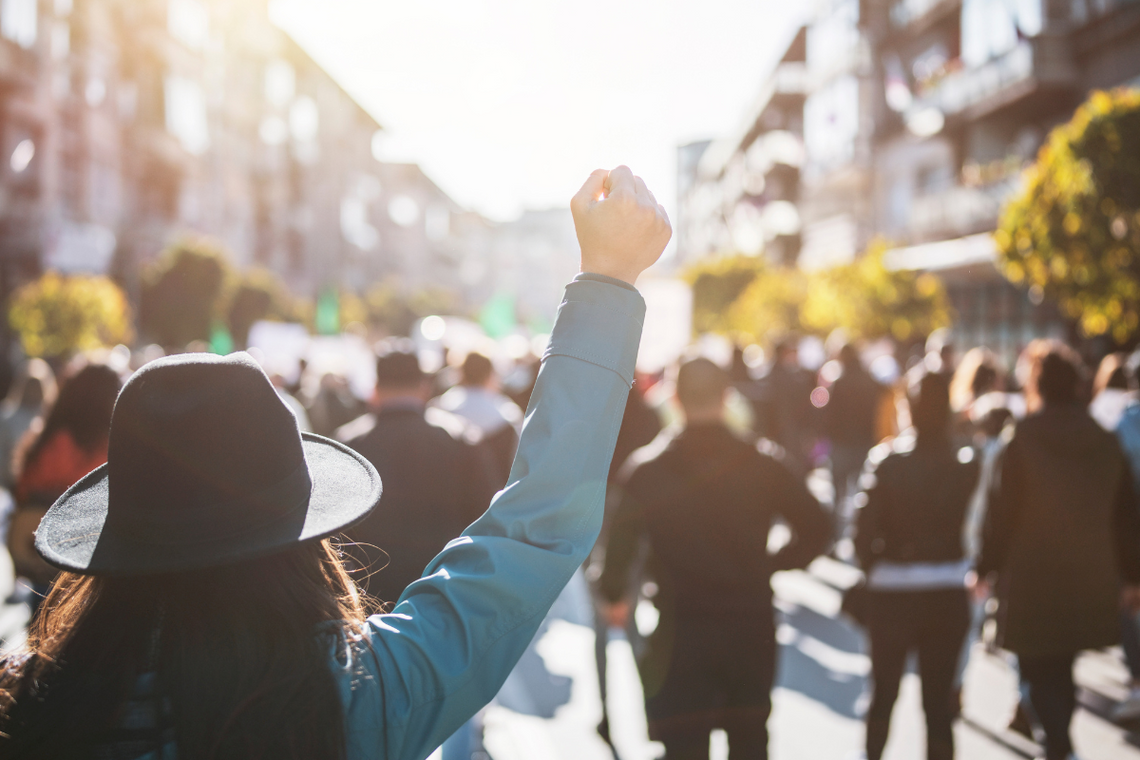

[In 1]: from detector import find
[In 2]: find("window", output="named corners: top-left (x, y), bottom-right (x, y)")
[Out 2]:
top-left (961, 0), bottom-right (1042, 68)
top-left (168, 0), bottom-right (207, 51)
top-left (165, 76), bottom-right (210, 155)
top-left (264, 60), bottom-right (295, 108)
top-left (807, 0), bottom-right (860, 79)
top-left (804, 75), bottom-right (860, 172)
top-left (1, 0), bottom-right (38, 50)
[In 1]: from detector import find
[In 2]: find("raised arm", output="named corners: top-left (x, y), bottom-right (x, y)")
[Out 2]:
top-left (336, 167), bottom-right (670, 760)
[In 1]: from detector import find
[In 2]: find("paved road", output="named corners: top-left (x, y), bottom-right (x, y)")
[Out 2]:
top-left (475, 561), bottom-right (1140, 760)
top-left (2, 538), bottom-right (1136, 759)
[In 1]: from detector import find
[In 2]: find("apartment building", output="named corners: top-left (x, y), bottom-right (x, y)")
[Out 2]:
top-left (0, 0), bottom-right (489, 312)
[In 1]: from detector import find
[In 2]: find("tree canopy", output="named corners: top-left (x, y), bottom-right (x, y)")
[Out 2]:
top-left (995, 88), bottom-right (1140, 342)
top-left (9, 272), bottom-right (133, 358)
top-left (685, 245), bottom-right (951, 345)
top-left (140, 238), bottom-right (233, 349)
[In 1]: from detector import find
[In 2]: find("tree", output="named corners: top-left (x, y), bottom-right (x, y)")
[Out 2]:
top-left (995, 88), bottom-right (1140, 342)
top-left (365, 282), bottom-right (459, 337)
top-left (9, 272), bottom-right (133, 358)
top-left (800, 242), bottom-right (952, 342)
top-left (683, 254), bottom-right (766, 334)
top-left (140, 238), bottom-right (233, 349)
top-left (227, 268), bottom-right (293, 349)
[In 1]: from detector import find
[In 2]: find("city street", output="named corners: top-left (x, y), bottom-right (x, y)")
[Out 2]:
top-left (1, 529), bottom-right (1138, 759)
top-left (471, 562), bottom-right (1140, 760)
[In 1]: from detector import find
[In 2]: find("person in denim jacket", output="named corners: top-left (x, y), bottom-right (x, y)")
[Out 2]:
top-left (0, 166), bottom-right (670, 760)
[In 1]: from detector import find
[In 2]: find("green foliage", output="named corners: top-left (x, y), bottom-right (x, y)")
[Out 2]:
top-left (9, 272), bottom-right (133, 358)
top-left (365, 283), bottom-right (458, 337)
top-left (227, 268), bottom-right (293, 348)
top-left (685, 245), bottom-right (952, 344)
top-left (800, 243), bottom-right (952, 342)
top-left (996, 88), bottom-right (1140, 342)
top-left (140, 238), bottom-right (233, 348)
top-left (683, 255), bottom-right (766, 334)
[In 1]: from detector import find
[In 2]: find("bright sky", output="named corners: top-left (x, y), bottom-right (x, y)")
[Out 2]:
top-left (269, 0), bottom-right (805, 223)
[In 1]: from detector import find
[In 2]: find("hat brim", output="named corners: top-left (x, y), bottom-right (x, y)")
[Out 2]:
top-left (35, 433), bottom-right (382, 576)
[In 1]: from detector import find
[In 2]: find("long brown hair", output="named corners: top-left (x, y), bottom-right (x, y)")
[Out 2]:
top-left (0, 538), bottom-right (370, 759)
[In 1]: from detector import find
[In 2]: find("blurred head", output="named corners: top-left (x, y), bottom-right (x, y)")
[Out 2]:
top-left (838, 344), bottom-right (861, 370)
top-left (461, 352), bottom-right (494, 388)
top-left (1021, 339), bottom-right (1084, 411)
top-left (23, 362), bottom-right (121, 472)
top-left (1093, 352), bottom-right (1131, 399)
top-left (374, 340), bottom-right (427, 401)
top-left (949, 347), bottom-right (999, 412)
top-left (675, 357), bottom-right (729, 423)
top-left (774, 338), bottom-right (798, 367)
top-left (908, 371), bottom-right (952, 441)
top-left (5, 358), bottom-right (57, 411)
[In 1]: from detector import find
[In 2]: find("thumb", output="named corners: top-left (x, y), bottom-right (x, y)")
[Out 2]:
top-left (572, 169), bottom-right (609, 214)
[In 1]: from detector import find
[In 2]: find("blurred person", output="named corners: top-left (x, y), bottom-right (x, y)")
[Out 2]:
top-left (434, 352), bottom-right (523, 486)
top-left (591, 379), bottom-right (663, 751)
top-left (0, 164), bottom-right (669, 759)
top-left (7, 362), bottom-right (122, 612)
top-left (0, 359), bottom-right (56, 491)
top-left (336, 341), bottom-right (498, 606)
top-left (599, 357), bottom-right (830, 760)
top-left (978, 340), bottom-right (1140, 760)
top-left (756, 338), bottom-right (816, 478)
top-left (824, 344), bottom-right (886, 540)
top-left (1093, 352), bottom-right (1140, 723)
top-left (308, 372), bottom-right (366, 438)
top-left (853, 372), bottom-right (979, 760)
top-left (1089, 352), bottom-right (1134, 432)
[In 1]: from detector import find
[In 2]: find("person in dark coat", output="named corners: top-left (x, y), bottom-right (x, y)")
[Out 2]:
top-left (599, 358), bottom-right (830, 760)
top-left (978, 340), bottom-right (1140, 760)
top-left (825, 344), bottom-right (885, 538)
top-left (854, 372), bottom-right (979, 760)
top-left (433, 352), bottom-right (523, 488)
top-left (757, 339), bottom-right (816, 479)
top-left (337, 342), bottom-right (499, 607)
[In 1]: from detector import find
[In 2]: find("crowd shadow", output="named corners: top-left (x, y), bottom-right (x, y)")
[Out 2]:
top-left (775, 601), bottom-right (868, 720)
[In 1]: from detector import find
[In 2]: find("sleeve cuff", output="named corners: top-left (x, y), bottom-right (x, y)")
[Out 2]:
top-left (543, 276), bottom-right (646, 387)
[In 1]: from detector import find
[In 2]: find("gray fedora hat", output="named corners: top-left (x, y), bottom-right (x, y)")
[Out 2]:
top-left (35, 352), bottom-right (382, 576)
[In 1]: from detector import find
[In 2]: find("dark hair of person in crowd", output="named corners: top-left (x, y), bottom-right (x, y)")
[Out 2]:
top-left (374, 340), bottom-right (425, 390)
top-left (0, 539), bottom-right (367, 759)
top-left (1093, 352), bottom-right (1132, 398)
top-left (1022, 339), bottom-right (1085, 412)
top-left (908, 371), bottom-right (952, 441)
top-left (675, 357), bottom-right (729, 415)
top-left (461, 352), bottom-right (494, 388)
top-left (16, 362), bottom-right (121, 477)
top-left (838, 343), bottom-right (861, 370)
top-left (948, 347), bottom-right (998, 413)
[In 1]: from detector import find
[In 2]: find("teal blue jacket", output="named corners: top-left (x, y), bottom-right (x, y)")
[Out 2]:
top-left (329, 274), bottom-right (644, 760)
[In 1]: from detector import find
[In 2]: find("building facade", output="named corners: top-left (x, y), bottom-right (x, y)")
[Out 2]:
top-left (678, 0), bottom-right (1140, 359)
top-left (0, 0), bottom-right (492, 313)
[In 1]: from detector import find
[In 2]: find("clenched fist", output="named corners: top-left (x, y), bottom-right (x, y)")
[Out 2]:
top-left (571, 166), bottom-right (671, 285)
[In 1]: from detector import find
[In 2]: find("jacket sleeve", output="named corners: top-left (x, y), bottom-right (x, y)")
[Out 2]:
top-left (767, 455), bottom-right (831, 572)
top-left (977, 433), bottom-right (1022, 579)
top-left (1112, 451), bottom-right (1140, 584)
top-left (334, 274), bottom-right (644, 760)
top-left (852, 455), bottom-right (887, 573)
top-left (597, 471), bottom-right (646, 604)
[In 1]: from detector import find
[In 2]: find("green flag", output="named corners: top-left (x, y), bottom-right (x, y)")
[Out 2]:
top-left (479, 293), bottom-right (516, 339)
top-left (316, 288), bottom-right (340, 336)
top-left (209, 322), bottom-right (234, 355)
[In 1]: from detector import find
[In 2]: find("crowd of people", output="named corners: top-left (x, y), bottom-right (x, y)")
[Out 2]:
top-left (0, 168), bottom-right (1135, 760)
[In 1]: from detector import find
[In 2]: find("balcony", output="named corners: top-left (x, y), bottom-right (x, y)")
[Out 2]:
top-left (889, 0), bottom-right (961, 33)
top-left (911, 36), bottom-right (1077, 121)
